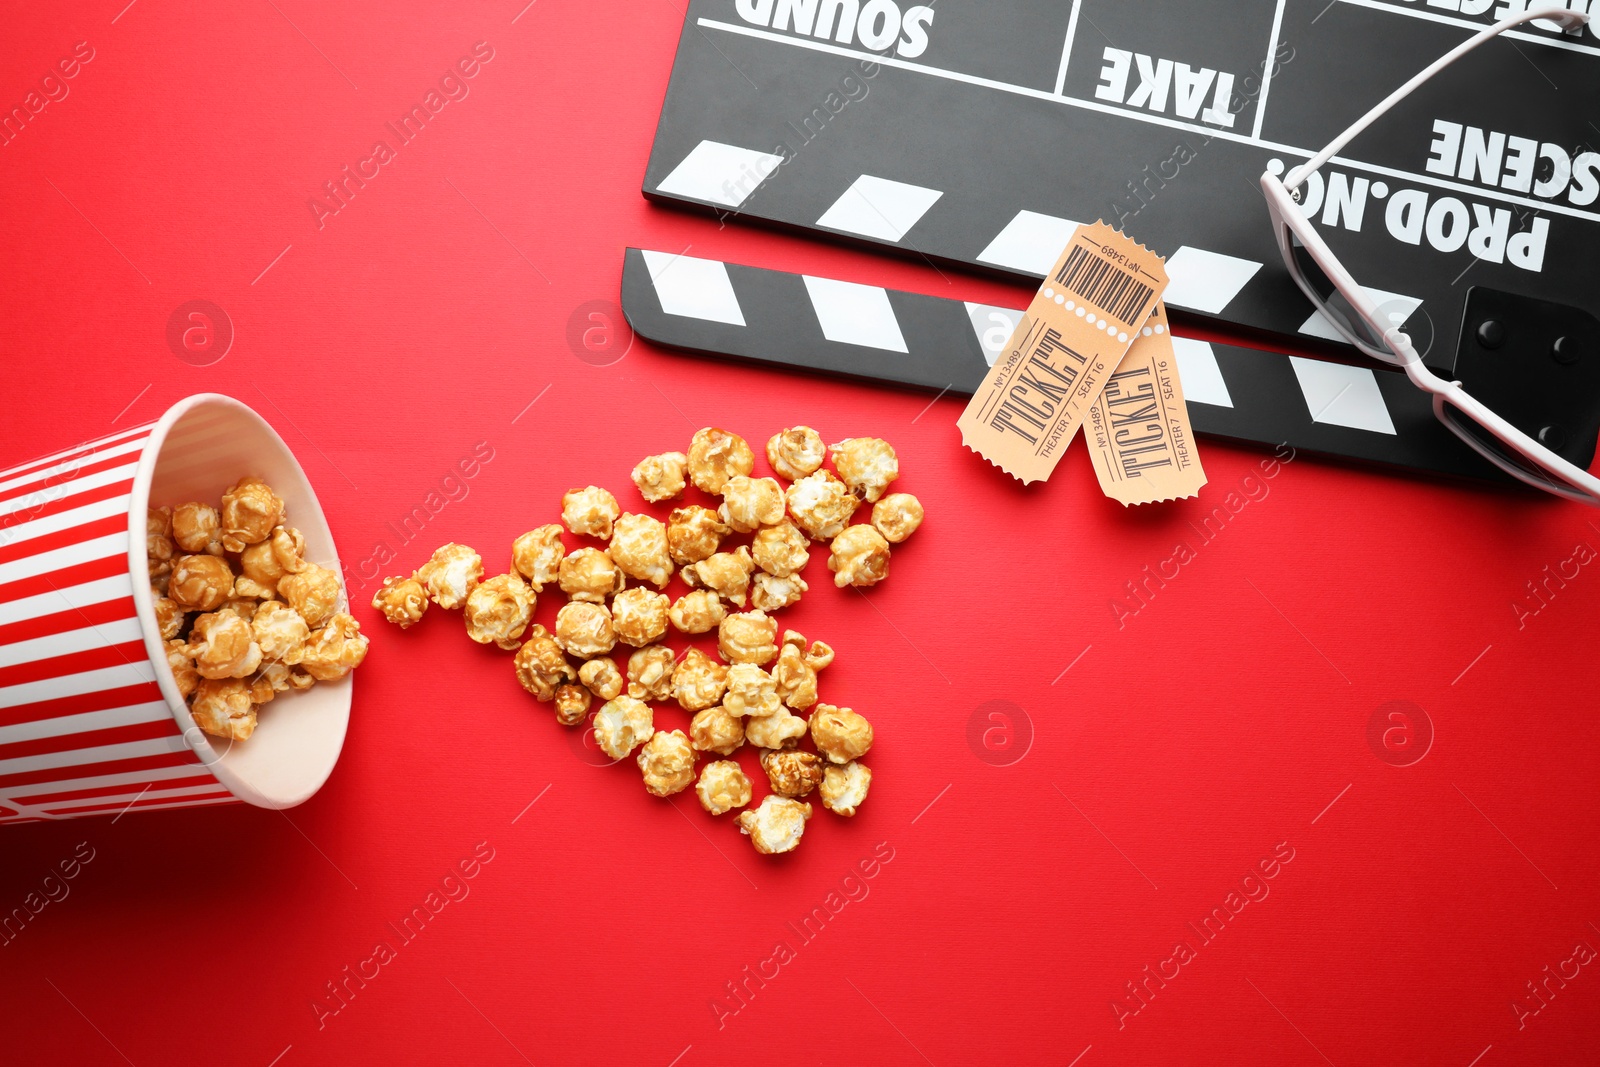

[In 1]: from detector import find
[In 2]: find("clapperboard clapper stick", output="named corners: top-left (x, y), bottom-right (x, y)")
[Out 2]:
top-left (619, 247), bottom-right (1580, 487)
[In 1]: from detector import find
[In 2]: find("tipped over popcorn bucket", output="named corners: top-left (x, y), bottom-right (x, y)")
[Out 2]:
top-left (0, 394), bottom-right (351, 823)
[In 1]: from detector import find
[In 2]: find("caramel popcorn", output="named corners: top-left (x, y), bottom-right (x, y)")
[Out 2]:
top-left (239, 525), bottom-right (307, 589)
top-left (718, 610), bottom-right (778, 665)
top-left (672, 648), bottom-right (729, 712)
top-left (414, 543), bottom-right (483, 611)
top-left (785, 470), bottom-right (858, 541)
top-left (772, 632), bottom-right (834, 710)
top-left (830, 437), bottom-right (899, 502)
top-left (765, 426), bottom-right (826, 481)
top-left (719, 475), bottom-right (785, 534)
top-left (723, 662), bottom-right (781, 718)
top-left (219, 477), bottom-right (285, 553)
top-left (231, 577), bottom-right (276, 600)
top-left (554, 683), bottom-right (591, 727)
top-left (746, 708), bottom-right (808, 750)
top-left (687, 427), bottom-right (755, 494)
top-left (750, 573), bottom-right (807, 612)
top-left (737, 795), bottom-right (812, 854)
top-left (147, 507), bottom-right (175, 578)
top-left (252, 661), bottom-right (298, 702)
top-left (251, 600), bottom-right (310, 664)
top-left (372, 576), bottom-right (429, 629)
top-left (579, 656), bottom-right (624, 701)
top-left (609, 513), bottom-right (673, 589)
top-left (512, 525), bottom-right (566, 591)
top-left (871, 493), bottom-right (924, 543)
top-left (637, 729), bottom-right (697, 797)
top-left (612, 587), bottom-right (670, 647)
top-left (696, 760), bottom-right (752, 815)
top-left (669, 589), bottom-right (727, 634)
top-left (751, 521), bottom-right (810, 578)
top-left (811, 703), bottom-right (873, 763)
top-left (165, 638), bottom-right (199, 699)
top-left (827, 525), bottom-right (890, 589)
top-left (762, 749), bottom-right (823, 798)
top-left (168, 554), bottom-right (235, 612)
top-left (689, 705), bottom-right (744, 756)
top-left (667, 506), bottom-right (729, 566)
top-left (555, 601), bottom-right (615, 658)
top-left (280, 562), bottom-right (343, 628)
top-left (820, 761), bottom-right (871, 817)
top-left (626, 644), bottom-right (675, 702)
top-left (464, 573), bottom-right (535, 650)
top-left (154, 597), bottom-right (185, 640)
top-left (172, 502), bottom-right (223, 555)
top-left (515, 625), bottom-right (576, 700)
top-left (299, 613), bottom-right (369, 682)
top-left (558, 547), bottom-right (624, 603)
top-left (592, 696), bottom-right (653, 759)
top-left (681, 546), bottom-right (755, 607)
top-left (631, 451), bottom-right (688, 503)
top-left (190, 678), bottom-right (256, 741)
top-left (562, 486), bottom-right (620, 540)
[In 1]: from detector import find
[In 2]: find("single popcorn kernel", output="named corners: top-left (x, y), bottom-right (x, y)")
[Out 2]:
top-left (746, 708), bottom-right (808, 749)
top-left (687, 427), bottom-right (755, 494)
top-left (239, 525), bottom-right (307, 589)
top-left (820, 761), bottom-right (872, 817)
top-left (190, 678), bottom-right (257, 741)
top-left (718, 610), bottom-right (778, 665)
top-left (812, 703), bottom-right (873, 763)
top-left (669, 589), bottom-right (727, 634)
top-left (464, 573), bottom-right (535, 650)
top-left (512, 525), bottom-right (566, 591)
top-left (372, 576), bottom-right (429, 629)
top-left (672, 648), bottom-right (728, 711)
top-left (558, 547), bottom-right (624, 603)
top-left (750, 573), bottom-right (807, 612)
top-left (830, 437), bottom-right (899, 502)
top-left (553, 684), bottom-right (591, 727)
top-left (631, 451), bottom-right (688, 503)
top-left (562, 485), bottom-right (620, 540)
top-left (719, 475), bottom-right (785, 534)
top-left (696, 760), bottom-right (752, 815)
top-left (579, 656), bottom-right (624, 701)
top-left (723, 662), bottom-right (781, 718)
top-left (611, 587), bottom-right (670, 647)
top-left (637, 729), bottom-right (697, 797)
top-left (681, 546), bottom-right (755, 607)
top-left (172, 502), bottom-right (223, 555)
top-left (828, 525), bottom-right (890, 588)
top-left (166, 639), bottom-right (200, 698)
top-left (737, 795), bottom-right (812, 855)
top-left (414, 543), bottom-right (483, 611)
top-left (299, 613), bottom-right (369, 682)
top-left (280, 562), bottom-right (344, 628)
top-left (220, 477), bottom-right (285, 553)
top-left (169, 554), bottom-right (235, 612)
top-left (762, 749), bottom-right (824, 798)
top-left (153, 597), bottom-right (185, 640)
top-left (772, 632), bottom-right (834, 710)
top-left (626, 644), bottom-right (675, 702)
top-left (147, 507), bottom-right (175, 578)
top-left (220, 597), bottom-right (260, 622)
top-left (609, 513), bottom-right (673, 589)
top-left (188, 611), bottom-right (263, 680)
top-left (871, 492), bottom-right (924, 543)
top-left (765, 426), bottom-right (826, 481)
top-left (252, 600), bottom-right (310, 664)
top-left (592, 696), bottom-right (653, 759)
top-left (689, 705), bottom-right (744, 756)
top-left (667, 506), bottom-right (729, 566)
top-left (231, 576), bottom-right (276, 600)
top-left (785, 470), bottom-right (858, 541)
top-left (515, 625), bottom-right (576, 700)
top-left (555, 601), bottom-right (616, 658)
top-left (751, 520), bottom-right (810, 578)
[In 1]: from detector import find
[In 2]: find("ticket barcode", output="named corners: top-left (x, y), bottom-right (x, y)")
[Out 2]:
top-left (1054, 244), bottom-right (1155, 326)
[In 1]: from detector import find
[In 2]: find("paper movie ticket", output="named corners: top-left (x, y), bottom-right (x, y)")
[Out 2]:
top-left (1084, 304), bottom-right (1207, 505)
top-left (958, 222), bottom-right (1168, 485)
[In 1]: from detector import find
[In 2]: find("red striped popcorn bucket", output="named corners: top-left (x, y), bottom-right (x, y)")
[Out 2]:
top-left (0, 393), bottom-right (351, 823)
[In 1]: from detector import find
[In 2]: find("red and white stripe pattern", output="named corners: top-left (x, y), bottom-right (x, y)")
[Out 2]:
top-left (0, 423), bottom-right (236, 823)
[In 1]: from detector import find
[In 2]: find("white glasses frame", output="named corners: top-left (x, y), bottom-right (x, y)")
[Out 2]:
top-left (1259, 4), bottom-right (1600, 504)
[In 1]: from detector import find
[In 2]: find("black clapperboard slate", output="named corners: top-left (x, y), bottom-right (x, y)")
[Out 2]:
top-left (643, 0), bottom-right (1600, 372)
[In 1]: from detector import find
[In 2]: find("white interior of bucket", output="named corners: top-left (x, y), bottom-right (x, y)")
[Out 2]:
top-left (131, 394), bottom-right (351, 809)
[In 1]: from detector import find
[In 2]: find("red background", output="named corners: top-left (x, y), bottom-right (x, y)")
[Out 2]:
top-left (3, 3), bottom-right (1599, 1065)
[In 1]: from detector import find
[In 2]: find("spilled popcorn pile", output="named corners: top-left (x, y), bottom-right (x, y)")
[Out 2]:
top-left (374, 427), bottom-right (922, 855)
